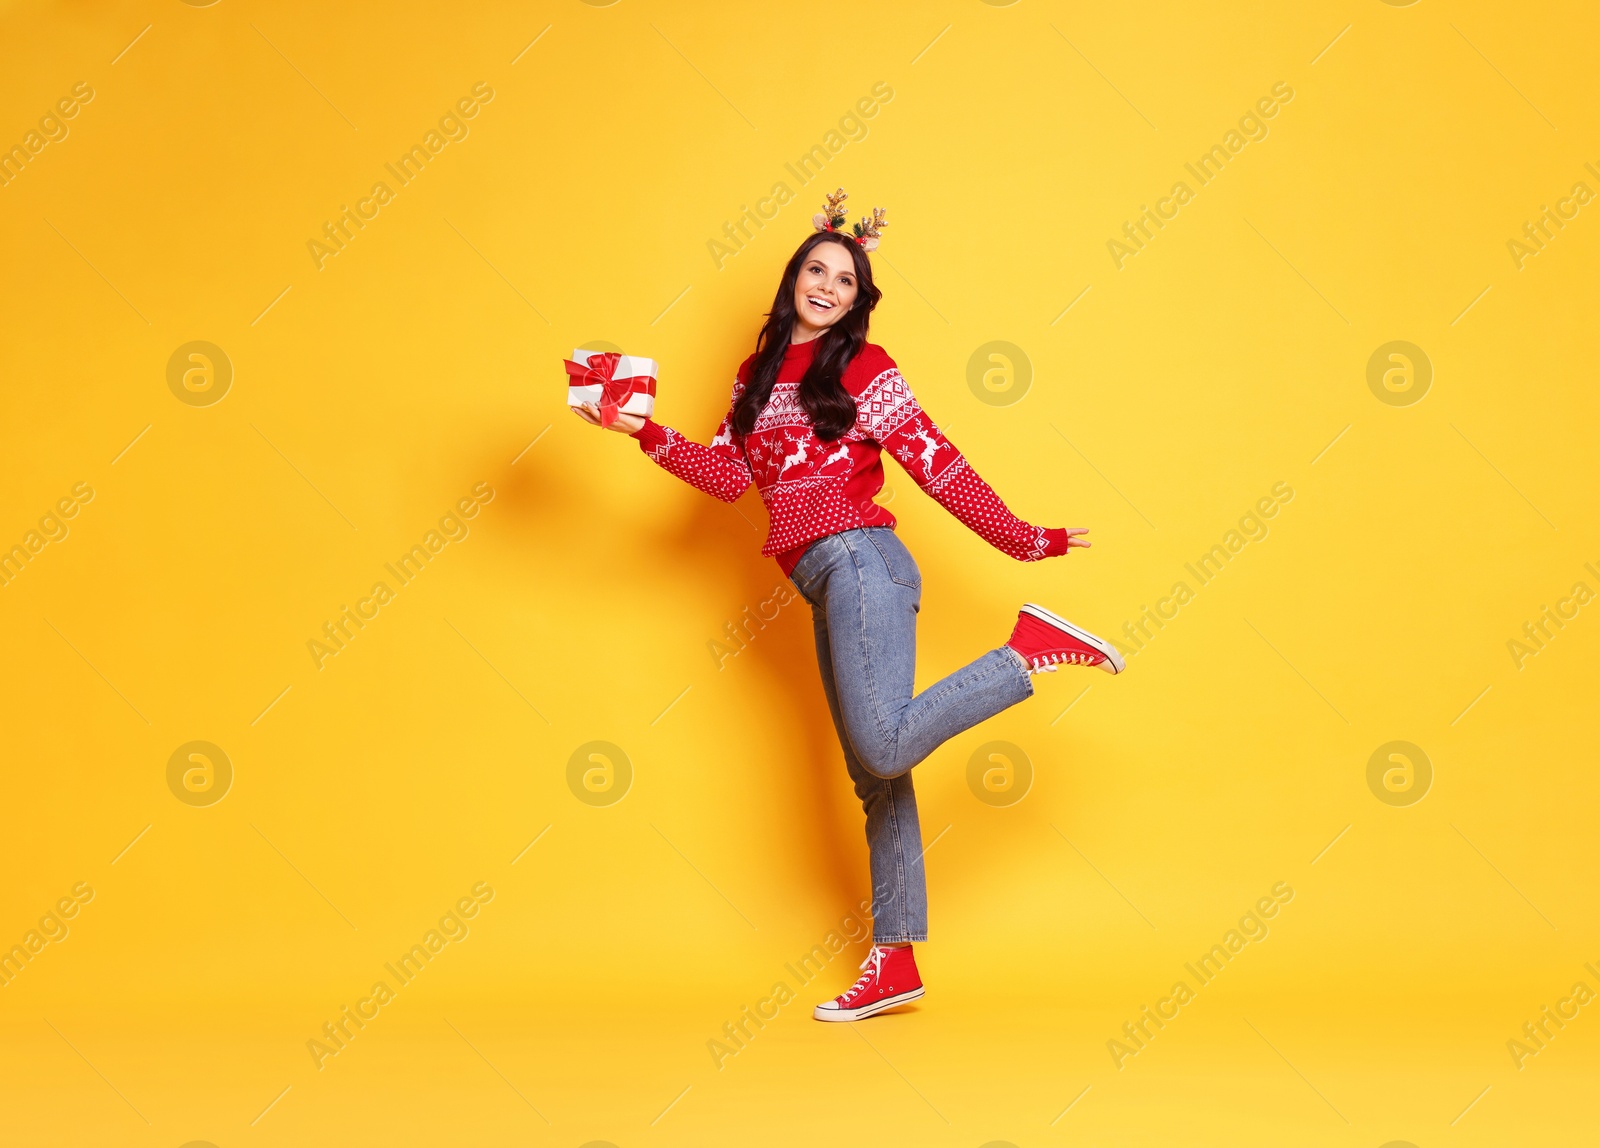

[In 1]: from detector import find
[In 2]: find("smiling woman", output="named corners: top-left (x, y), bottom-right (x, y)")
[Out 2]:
top-left (730, 227), bottom-right (876, 442)
top-left (574, 187), bottom-right (1121, 1024)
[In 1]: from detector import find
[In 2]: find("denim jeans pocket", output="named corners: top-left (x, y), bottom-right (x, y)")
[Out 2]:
top-left (787, 573), bottom-right (816, 608)
top-left (865, 529), bottom-right (922, 592)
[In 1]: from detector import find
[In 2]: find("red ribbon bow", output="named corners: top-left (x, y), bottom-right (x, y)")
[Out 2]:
top-left (563, 352), bottom-right (647, 428)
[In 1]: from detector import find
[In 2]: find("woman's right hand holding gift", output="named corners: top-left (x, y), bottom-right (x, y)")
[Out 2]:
top-left (571, 400), bottom-right (645, 434)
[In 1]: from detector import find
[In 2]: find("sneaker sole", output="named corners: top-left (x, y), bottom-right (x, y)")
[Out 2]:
top-left (812, 985), bottom-right (925, 1022)
top-left (1020, 604), bottom-right (1125, 674)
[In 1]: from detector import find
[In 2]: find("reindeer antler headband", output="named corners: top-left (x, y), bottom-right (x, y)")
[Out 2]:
top-left (812, 188), bottom-right (887, 252)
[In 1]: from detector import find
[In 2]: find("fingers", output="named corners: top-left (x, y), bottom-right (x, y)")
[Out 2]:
top-left (572, 401), bottom-right (640, 433)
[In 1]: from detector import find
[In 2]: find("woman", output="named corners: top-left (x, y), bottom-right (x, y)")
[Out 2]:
top-left (573, 191), bottom-right (1122, 1022)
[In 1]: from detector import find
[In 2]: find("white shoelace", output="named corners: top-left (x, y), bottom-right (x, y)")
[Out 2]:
top-left (1031, 651), bottom-right (1091, 672)
top-left (842, 945), bottom-right (888, 1001)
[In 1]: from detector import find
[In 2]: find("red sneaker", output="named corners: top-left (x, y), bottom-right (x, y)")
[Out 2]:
top-left (813, 945), bottom-right (925, 1022)
top-left (1006, 604), bottom-right (1124, 674)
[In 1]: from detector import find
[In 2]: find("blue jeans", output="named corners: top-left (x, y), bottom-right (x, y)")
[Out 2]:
top-left (787, 527), bottom-right (1034, 943)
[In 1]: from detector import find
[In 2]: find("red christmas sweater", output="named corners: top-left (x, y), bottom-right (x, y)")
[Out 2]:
top-left (628, 339), bottom-right (1072, 575)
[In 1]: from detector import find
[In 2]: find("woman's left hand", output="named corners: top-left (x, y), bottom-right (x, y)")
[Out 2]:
top-left (1063, 528), bottom-right (1091, 549)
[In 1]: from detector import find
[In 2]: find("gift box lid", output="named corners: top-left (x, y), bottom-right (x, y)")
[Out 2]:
top-left (570, 348), bottom-right (657, 380)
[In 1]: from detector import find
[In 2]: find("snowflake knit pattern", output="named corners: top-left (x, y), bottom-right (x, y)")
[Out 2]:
top-left (629, 339), bottom-right (1072, 575)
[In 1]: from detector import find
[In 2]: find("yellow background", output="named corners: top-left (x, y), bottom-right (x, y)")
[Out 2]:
top-left (2, 0), bottom-right (1596, 1144)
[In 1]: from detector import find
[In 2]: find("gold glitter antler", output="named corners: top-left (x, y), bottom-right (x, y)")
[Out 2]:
top-left (812, 188), bottom-right (849, 233)
top-left (852, 206), bottom-right (888, 252)
top-left (811, 189), bottom-right (887, 252)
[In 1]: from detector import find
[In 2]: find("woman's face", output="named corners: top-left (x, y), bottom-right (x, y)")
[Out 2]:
top-left (791, 240), bottom-right (859, 342)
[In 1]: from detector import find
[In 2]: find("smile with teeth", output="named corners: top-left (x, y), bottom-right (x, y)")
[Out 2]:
top-left (807, 296), bottom-right (835, 312)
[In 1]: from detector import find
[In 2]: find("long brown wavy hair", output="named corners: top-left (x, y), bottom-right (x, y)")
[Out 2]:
top-left (731, 231), bottom-right (882, 442)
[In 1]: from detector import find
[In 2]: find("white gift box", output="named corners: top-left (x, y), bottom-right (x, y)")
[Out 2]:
top-left (564, 348), bottom-right (657, 424)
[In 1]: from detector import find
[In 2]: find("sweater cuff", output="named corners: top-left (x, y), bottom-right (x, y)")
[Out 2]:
top-left (631, 418), bottom-right (668, 452)
top-left (1040, 526), bottom-right (1073, 557)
